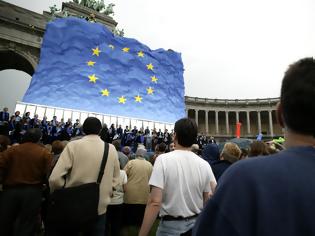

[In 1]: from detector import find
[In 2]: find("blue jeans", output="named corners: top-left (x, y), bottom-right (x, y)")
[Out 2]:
top-left (156, 218), bottom-right (196, 236)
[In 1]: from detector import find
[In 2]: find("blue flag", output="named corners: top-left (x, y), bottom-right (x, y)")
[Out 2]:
top-left (23, 17), bottom-right (185, 123)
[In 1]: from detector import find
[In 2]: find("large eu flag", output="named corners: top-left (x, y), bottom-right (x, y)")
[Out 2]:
top-left (23, 17), bottom-right (185, 123)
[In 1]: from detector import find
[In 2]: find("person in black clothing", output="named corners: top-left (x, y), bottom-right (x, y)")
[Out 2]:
top-left (193, 58), bottom-right (315, 236)
top-left (99, 123), bottom-right (110, 143)
top-left (201, 143), bottom-right (220, 165)
top-left (108, 124), bottom-right (116, 142)
top-left (0, 107), bottom-right (9, 122)
top-left (116, 125), bottom-right (123, 139)
top-left (144, 126), bottom-right (150, 135)
top-left (157, 129), bottom-right (163, 144)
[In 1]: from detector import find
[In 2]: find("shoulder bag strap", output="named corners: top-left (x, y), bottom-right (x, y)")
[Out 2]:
top-left (97, 142), bottom-right (109, 184)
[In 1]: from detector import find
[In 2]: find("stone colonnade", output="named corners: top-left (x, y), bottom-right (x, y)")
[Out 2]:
top-left (185, 97), bottom-right (282, 138)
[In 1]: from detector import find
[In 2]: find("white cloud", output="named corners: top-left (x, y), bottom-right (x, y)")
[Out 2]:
top-left (4, 0), bottom-right (315, 99)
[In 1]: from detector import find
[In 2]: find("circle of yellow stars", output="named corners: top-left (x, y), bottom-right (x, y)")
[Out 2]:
top-left (86, 45), bottom-right (159, 104)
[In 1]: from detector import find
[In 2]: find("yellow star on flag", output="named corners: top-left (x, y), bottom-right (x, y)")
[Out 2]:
top-left (147, 87), bottom-right (154, 95)
top-left (108, 44), bottom-right (115, 50)
top-left (151, 75), bottom-right (158, 83)
top-left (87, 61), bottom-right (96, 66)
top-left (118, 96), bottom-right (126, 104)
top-left (92, 47), bottom-right (101, 56)
top-left (146, 63), bottom-right (154, 70)
top-left (88, 74), bottom-right (98, 83)
top-left (101, 89), bottom-right (110, 96)
top-left (137, 51), bottom-right (144, 57)
top-left (122, 47), bottom-right (130, 53)
top-left (135, 95), bottom-right (143, 102)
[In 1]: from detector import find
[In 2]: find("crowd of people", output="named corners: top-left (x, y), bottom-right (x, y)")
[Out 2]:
top-left (0, 57), bottom-right (315, 236)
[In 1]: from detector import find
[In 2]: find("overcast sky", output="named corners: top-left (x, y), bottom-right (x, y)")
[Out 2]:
top-left (1, 0), bottom-right (315, 112)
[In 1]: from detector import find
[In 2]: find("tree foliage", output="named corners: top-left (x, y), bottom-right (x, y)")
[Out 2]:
top-left (73, 0), bottom-right (115, 16)
top-left (48, 0), bottom-right (124, 36)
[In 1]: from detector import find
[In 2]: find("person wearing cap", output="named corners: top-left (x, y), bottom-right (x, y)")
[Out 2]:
top-left (49, 117), bottom-right (120, 235)
top-left (123, 147), bottom-right (153, 230)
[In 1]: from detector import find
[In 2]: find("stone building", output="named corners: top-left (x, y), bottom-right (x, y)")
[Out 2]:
top-left (186, 96), bottom-right (283, 138)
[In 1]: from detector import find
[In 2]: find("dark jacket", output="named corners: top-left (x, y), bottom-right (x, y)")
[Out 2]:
top-left (202, 144), bottom-right (220, 165)
top-left (211, 160), bottom-right (232, 181)
top-left (0, 112), bottom-right (9, 122)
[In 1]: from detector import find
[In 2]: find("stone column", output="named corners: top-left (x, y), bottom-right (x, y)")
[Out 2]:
top-left (225, 111), bottom-right (229, 134)
top-left (195, 109), bottom-right (199, 126)
top-left (205, 110), bottom-right (209, 135)
top-left (186, 109), bottom-right (189, 117)
top-left (215, 111), bottom-right (219, 134)
top-left (269, 110), bottom-right (274, 137)
top-left (246, 111), bottom-right (251, 134)
top-left (236, 111), bottom-right (239, 123)
top-left (257, 111), bottom-right (262, 134)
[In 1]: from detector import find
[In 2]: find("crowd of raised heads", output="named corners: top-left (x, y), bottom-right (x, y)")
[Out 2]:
top-left (0, 107), bottom-right (281, 161)
top-left (0, 57), bottom-right (315, 236)
top-left (0, 108), bottom-right (219, 153)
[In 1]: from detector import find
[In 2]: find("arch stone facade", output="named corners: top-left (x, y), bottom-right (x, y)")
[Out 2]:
top-left (0, 0), bottom-right (117, 75)
top-left (185, 96), bottom-right (283, 138)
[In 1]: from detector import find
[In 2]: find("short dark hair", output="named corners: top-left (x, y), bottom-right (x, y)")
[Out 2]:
top-left (83, 117), bottom-right (102, 135)
top-left (21, 128), bottom-right (42, 143)
top-left (112, 139), bottom-right (121, 151)
top-left (174, 118), bottom-right (198, 147)
top-left (281, 58), bottom-right (315, 136)
top-left (155, 142), bottom-right (167, 152)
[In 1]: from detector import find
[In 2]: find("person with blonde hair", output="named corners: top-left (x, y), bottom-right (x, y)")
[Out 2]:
top-left (211, 142), bottom-right (241, 180)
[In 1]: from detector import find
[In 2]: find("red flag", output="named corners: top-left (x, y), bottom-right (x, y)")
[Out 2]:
top-left (236, 122), bottom-right (242, 138)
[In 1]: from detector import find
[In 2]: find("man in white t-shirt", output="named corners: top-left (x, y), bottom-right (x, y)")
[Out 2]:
top-left (139, 118), bottom-right (217, 236)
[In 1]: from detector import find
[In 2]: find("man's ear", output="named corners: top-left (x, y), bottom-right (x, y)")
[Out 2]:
top-left (276, 102), bottom-right (285, 128)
